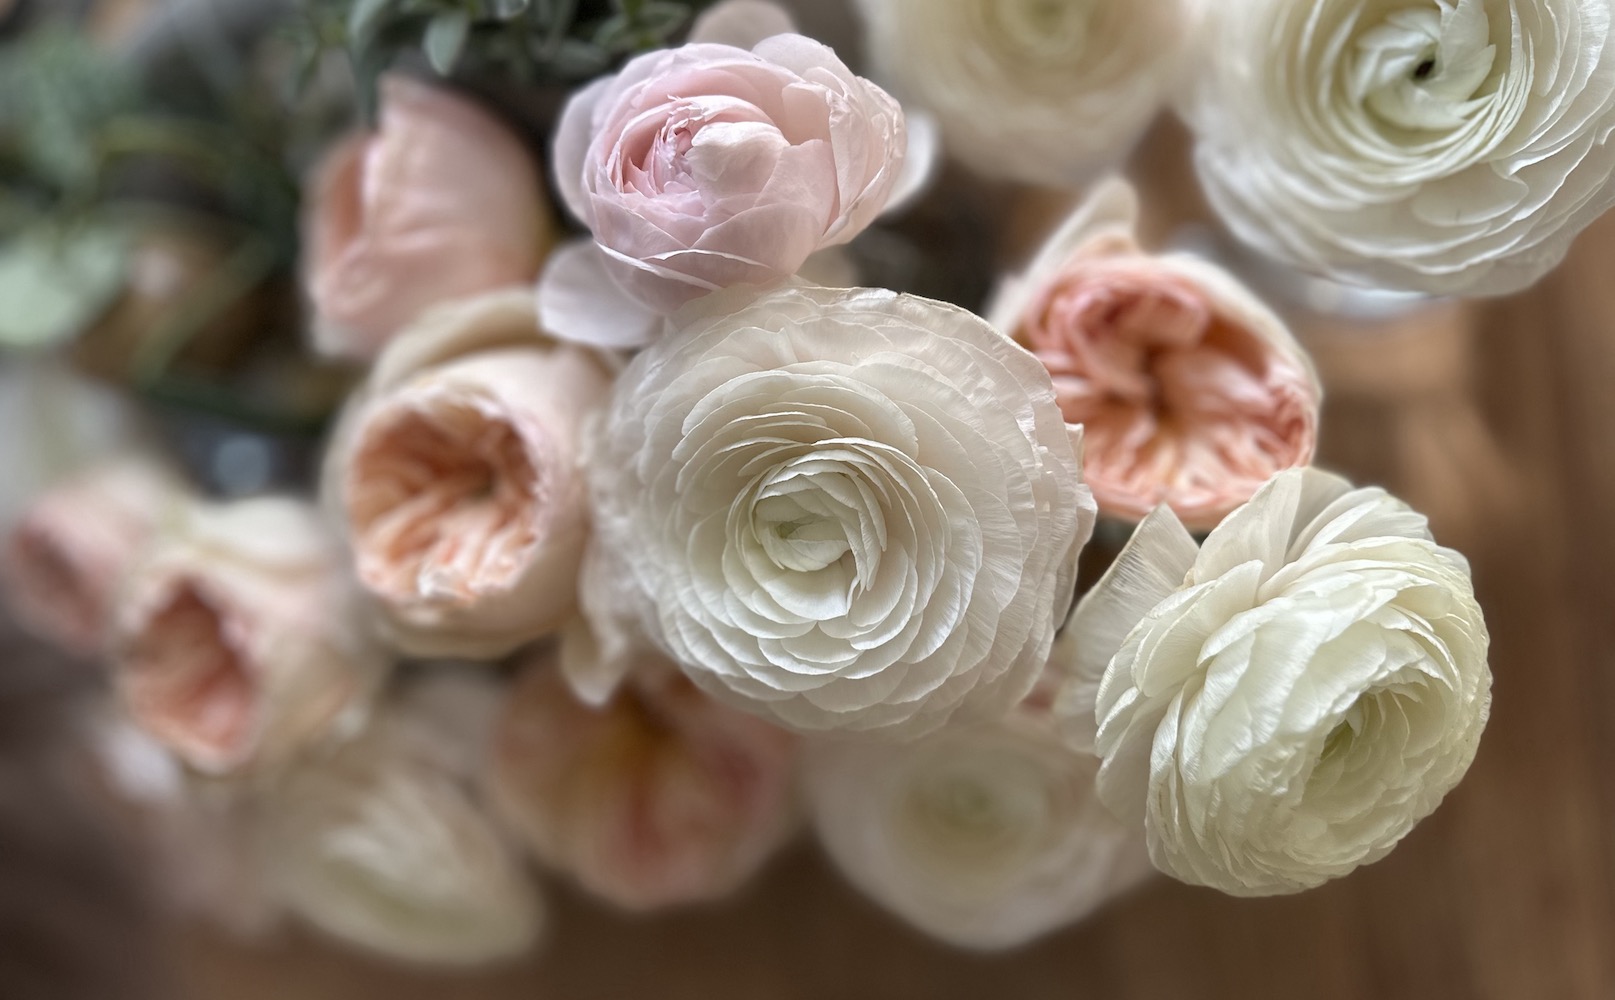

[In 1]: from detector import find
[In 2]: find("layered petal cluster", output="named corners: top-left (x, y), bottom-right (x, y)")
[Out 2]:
top-left (111, 498), bottom-right (386, 775)
top-left (1183, 0), bottom-right (1615, 295)
top-left (324, 290), bottom-right (612, 658)
top-left (584, 284), bottom-right (1093, 737)
top-left (852, 0), bottom-right (1186, 186)
top-left (805, 701), bottom-right (1152, 950)
top-left (990, 180), bottom-right (1320, 530)
top-left (267, 673), bottom-right (542, 966)
top-left (1055, 468), bottom-right (1492, 896)
top-left (2, 457), bottom-right (182, 655)
top-left (303, 75), bottom-right (556, 360)
top-left (542, 32), bottom-right (905, 346)
top-left (490, 651), bottom-right (798, 910)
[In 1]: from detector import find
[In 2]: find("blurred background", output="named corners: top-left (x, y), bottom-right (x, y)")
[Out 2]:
top-left (4, 0), bottom-right (1614, 997)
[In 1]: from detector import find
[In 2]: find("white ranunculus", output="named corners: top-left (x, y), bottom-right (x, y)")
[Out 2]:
top-left (267, 672), bottom-right (542, 967)
top-left (583, 283), bottom-right (1094, 737)
top-left (1183, 0), bottom-right (1615, 296)
top-left (1054, 468), bottom-right (1491, 896)
top-left (804, 703), bottom-right (1152, 950)
top-left (852, 0), bottom-right (1187, 186)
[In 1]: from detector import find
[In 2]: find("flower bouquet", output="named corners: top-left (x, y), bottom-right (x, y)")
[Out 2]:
top-left (7, 0), bottom-right (1605, 966)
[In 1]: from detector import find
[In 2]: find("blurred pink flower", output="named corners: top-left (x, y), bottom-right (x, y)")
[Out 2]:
top-left (304, 75), bottom-right (556, 362)
top-left (2, 458), bottom-right (181, 657)
top-left (491, 649), bottom-right (798, 911)
top-left (113, 498), bottom-right (385, 774)
top-left (992, 180), bottom-right (1320, 530)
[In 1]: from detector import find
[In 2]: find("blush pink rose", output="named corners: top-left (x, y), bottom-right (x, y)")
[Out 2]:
top-left (542, 32), bottom-right (905, 345)
top-left (323, 290), bottom-right (612, 659)
top-left (112, 498), bottom-right (386, 775)
top-left (304, 75), bottom-right (556, 362)
top-left (2, 458), bottom-right (181, 657)
top-left (991, 180), bottom-right (1320, 530)
top-left (490, 649), bottom-right (798, 911)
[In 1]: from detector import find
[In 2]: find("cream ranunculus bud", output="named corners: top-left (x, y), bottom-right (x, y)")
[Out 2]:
top-left (490, 649), bottom-right (798, 911)
top-left (852, 0), bottom-right (1186, 186)
top-left (2, 457), bottom-right (184, 656)
top-left (1054, 468), bottom-right (1492, 896)
top-left (988, 179), bottom-right (1320, 531)
top-left (112, 497), bottom-right (387, 775)
top-left (804, 699), bottom-right (1152, 950)
top-left (323, 289), bottom-right (613, 659)
top-left (540, 29), bottom-right (906, 348)
top-left (267, 671), bottom-right (543, 966)
top-left (1183, 0), bottom-right (1615, 296)
top-left (303, 75), bottom-right (556, 361)
top-left (583, 283), bottom-right (1094, 737)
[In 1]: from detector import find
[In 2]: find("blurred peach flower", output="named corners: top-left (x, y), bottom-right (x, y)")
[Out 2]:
top-left (303, 74), bottom-right (556, 362)
top-left (990, 180), bottom-right (1320, 530)
top-left (112, 498), bottom-right (386, 775)
top-left (324, 290), bottom-right (612, 658)
top-left (2, 457), bottom-right (182, 657)
top-left (491, 645), bottom-right (798, 911)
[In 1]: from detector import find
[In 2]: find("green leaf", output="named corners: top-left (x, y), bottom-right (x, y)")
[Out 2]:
top-left (348, 0), bottom-right (396, 49)
top-left (424, 10), bottom-right (472, 75)
top-left (0, 225), bottom-right (129, 352)
top-left (488, 0), bottom-right (532, 17)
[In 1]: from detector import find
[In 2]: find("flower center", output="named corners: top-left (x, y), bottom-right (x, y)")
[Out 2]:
top-left (1350, 0), bottom-right (1498, 131)
top-left (991, 0), bottom-right (1090, 61)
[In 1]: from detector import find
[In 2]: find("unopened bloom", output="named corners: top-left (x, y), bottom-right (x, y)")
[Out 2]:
top-left (112, 498), bottom-right (386, 774)
top-left (1183, 0), bottom-right (1615, 295)
top-left (490, 650), bottom-right (798, 910)
top-left (1055, 467), bottom-right (1491, 896)
top-left (2, 457), bottom-right (182, 656)
top-left (541, 30), bottom-right (905, 347)
top-left (304, 75), bottom-right (555, 360)
top-left (583, 283), bottom-right (1093, 737)
top-left (990, 179), bottom-right (1319, 530)
top-left (805, 700), bottom-right (1151, 950)
top-left (853, 0), bottom-right (1186, 186)
top-left (324, 290), bottom-right (612, 659)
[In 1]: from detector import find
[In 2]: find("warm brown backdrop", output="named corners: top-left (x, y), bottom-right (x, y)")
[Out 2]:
top-left (156, 125), bottom-right (1615, 1000)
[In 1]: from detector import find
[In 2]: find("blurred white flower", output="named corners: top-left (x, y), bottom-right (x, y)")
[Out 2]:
top-left (111, 497), bottom-right (387, 775)
top-left (1183, 0), bottom-right (1615, 295)
top-left (805, 701), bottom-right (1151, 950)
top-left (583, 283), bottom-right (1093, 737)
top-left (323, 289), bottom-right (613, 659)
top-left (267, 671), bottom-right (542, 966)
top-left (852, 0), bottom-right (1186, 186)
top-left (1055, 468), bottom-right (1492, 896)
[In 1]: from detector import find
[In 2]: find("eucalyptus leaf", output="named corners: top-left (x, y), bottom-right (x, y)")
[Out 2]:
top-left (0, 226), bottom-right (130, 353)
top-left (348, 0), bottom-right (396, 48)
top-left (488, 0), bottom-right (532, 17)
top-left (424, 10), bottom-right (472, 74)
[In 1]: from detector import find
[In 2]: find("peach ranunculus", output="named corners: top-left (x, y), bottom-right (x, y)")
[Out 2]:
top-left (323, 289), bottom-right (613, 659)
top-left (112, 497), bottom-right (387, 775)
top-left (2, 457), bottom-right (183, 657)
top-left (490, 645), bottom-right (799, 911)
top-left (303, 74), bottom-right (556, 362)
top-left (538, 26), bottom-right (906, 349)
top-left (989, 179), bottom-right (1321, 531)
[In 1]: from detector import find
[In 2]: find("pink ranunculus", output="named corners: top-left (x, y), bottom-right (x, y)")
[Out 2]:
top-left (2, 458), bottom-right (183, 657)
top-left (542, 32), bottom-right (905, 347)
top-left (324, 290), bottom-right (613, 659)
top-left (112, 498), bottom-right (386, 775)
top-left (490, 648), bottom-right (799, 911)
top-left (303, 75), bottom-right (556, 362)
top-left (990, 180), bottom-right (1321, 530)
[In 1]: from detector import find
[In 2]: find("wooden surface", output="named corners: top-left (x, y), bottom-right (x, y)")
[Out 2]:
top-left (157, 150), bottom-right (1615, 999)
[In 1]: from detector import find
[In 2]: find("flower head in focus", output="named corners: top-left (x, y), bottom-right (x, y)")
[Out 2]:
top-left (1054, 467), bottom-right (1492, 895)
top-left (323, 289), bottom-right (613, 659)
top-left (490, 647), bottom-right (798, 911)
top-left (1182, 0), bottom-right (1615, 295)
top-left (582, 282), bottom-right (1093, 737)
top-left (303, 75), bottom-right (556, 361)
top-left (990, 179), bottom-right (1320, 530)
